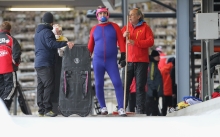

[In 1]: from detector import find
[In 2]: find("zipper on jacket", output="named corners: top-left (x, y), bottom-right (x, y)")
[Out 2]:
top-left (102, 27), bottom-right (106, 62)
top-left (136, 30), bottom-right (142, 39)
top-left (131, 28), bottom-right (135, 62)
top-left (157, 85), bottom-right (160, 92)
top-left (150, 62), bottom-right (154, 80)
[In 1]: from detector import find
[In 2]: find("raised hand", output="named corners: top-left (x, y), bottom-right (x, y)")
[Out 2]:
top-left (67, 41), bottom-right (74, 49)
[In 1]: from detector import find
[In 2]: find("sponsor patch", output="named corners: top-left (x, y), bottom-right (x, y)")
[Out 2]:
top-left (0, 50), bottom-right (8, 57)
top-left (74, 58), bottom-right (80, 64)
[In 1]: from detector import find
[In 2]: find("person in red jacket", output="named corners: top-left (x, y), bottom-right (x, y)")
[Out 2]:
top-left (121, 8), bottom-right (154, 114)
top-left (160, 58), bottom-right (174, 116)
top-left (0, 21), bottom-right (15, 110)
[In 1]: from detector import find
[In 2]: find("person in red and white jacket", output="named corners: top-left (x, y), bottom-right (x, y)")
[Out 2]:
top-left (0, 21), bottom-right (20, 110)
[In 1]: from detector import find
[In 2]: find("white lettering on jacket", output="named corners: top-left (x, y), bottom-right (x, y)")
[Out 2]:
top-left (0, 50), bottom-right (8, 57)
top-left (0, 38), bottom-right (9, 44)
top-left (0, 38), bottom-right (6, 43)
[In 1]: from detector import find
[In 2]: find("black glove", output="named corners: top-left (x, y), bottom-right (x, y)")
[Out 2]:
top-left (153, 89), bottom-right (158, 97)
top-left (118, 52), bottom-right (126, 67)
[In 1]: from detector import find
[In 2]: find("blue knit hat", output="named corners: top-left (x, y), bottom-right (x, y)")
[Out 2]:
top-left (42, 12), bottom-right (54, 23)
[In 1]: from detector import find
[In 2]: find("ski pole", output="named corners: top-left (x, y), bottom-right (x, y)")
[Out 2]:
top-left (123, 15), bottom-right (129, 110)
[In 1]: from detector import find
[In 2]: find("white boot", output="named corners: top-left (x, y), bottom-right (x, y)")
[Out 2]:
top-left (100, 107), bottom-right (108, 115)
top-left (118, 108), bottom-right (127, 116)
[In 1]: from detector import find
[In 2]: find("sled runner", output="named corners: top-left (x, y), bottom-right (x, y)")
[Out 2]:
top-left (112, 111), bottom-right (135, 115)
top-left (15, 72), bottom-right (32, 115)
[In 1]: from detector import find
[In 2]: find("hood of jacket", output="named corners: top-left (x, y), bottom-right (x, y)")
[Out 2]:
top-left (36, 23), bottom-right (53, 33)
top-left (131, 20), bottom-right (145, 28)
top-left (0, 30), bottom-right (11, 35)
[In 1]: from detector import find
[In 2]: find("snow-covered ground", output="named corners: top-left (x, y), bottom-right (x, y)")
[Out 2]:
top-left (1, 99), bottom-right (220, 137)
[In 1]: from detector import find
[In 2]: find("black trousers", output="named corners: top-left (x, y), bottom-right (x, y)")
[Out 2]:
top-left (172, 96), bottom-right (177, 108)
top-left (145, 94), bottom-right (159, 116)
top-left (0, 72), bottom-right (14, 110)
top-left (35, 66), bottom-right (55, 114)
top-left (129, 92), bottom-right (136, 112)
top-left (162, 95), bottom-right (172, 116)
top-left (122, 62), bottom-right (148, 114)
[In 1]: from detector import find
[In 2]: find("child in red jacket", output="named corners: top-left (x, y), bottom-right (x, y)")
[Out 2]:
top-left (160, 57), bottom-right (175, 116)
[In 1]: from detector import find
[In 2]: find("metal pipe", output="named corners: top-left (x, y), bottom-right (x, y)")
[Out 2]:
top-left (191, 50), bottom-right (196, 96)
top-left (205, 40), bottom-right (211, 100)
top-left (87, 11), bottom-right (176, 18)
top-left (122, 0), bottom-right (128, 26)
top-left (176, 0), bottom-right (190, 103)
top-left (151, 0), bottom-right (176, 12)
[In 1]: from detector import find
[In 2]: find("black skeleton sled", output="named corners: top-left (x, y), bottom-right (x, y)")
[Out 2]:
top-left (52, 44), bottom-right (93, 117)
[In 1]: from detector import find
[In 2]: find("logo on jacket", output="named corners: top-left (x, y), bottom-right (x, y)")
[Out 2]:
top-left (0, 38), bottom-right (9, 44)
top-left (74, 58), bottom-right (80, 64)
top-left (0, 50), bottom-right (8, 57)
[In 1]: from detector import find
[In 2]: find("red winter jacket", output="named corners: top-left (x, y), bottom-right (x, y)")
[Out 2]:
top-left (160, 62), bottom-right (173, 96)
top-left (121, 21), bottom-right (154, 62)
top-left (0, 33), bottom-right (13, 74)
top-left (158, 52), bottom-right (167, 70)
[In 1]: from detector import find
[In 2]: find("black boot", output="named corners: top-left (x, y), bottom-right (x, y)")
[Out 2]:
top-left (136, 106), bottom-right (144, 114)
top-left (4, 99), bottom-right (12, 111)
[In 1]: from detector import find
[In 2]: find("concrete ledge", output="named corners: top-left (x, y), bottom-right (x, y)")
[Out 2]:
top-left (167, 97), bottom-right (220, 116)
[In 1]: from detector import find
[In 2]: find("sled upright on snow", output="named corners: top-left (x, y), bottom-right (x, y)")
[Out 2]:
top-left (58, 44), bottom-right (92, 117)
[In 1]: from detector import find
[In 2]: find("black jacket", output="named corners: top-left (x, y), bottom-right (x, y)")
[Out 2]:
top-left (146, 56), bottom-right (163, 97)
top-left (34, 24), bottom-right (67, 68)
